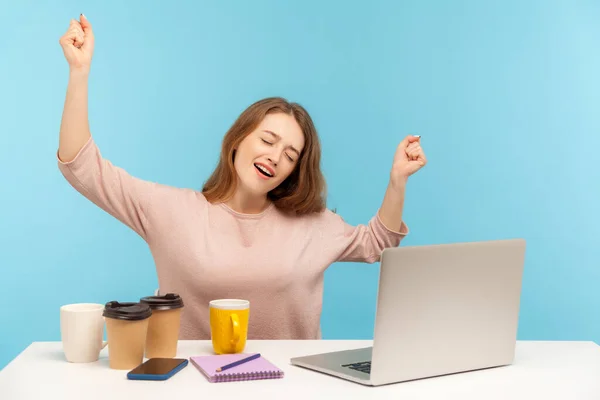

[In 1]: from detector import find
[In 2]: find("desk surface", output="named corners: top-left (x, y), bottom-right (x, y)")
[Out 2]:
top-left (1, 340), bottom-right (600, 399)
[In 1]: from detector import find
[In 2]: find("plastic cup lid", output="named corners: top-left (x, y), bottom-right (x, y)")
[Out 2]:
top-left (103, 301), bottom-right (152, 321)
top-left (139, 293), bottom-right (184, 310)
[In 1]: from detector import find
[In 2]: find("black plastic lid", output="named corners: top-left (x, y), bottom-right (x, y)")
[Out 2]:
top-left (103, 301), bottom-right (152, 321)
top-left (139, 293), bottom-right (184, 310)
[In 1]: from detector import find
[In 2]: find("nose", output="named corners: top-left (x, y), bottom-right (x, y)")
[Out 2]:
top-left (267, 149), bottom-right (282, 166)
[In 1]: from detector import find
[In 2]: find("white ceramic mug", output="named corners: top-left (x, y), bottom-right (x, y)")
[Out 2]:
top-left (60, 303), bottom-right (108, 363)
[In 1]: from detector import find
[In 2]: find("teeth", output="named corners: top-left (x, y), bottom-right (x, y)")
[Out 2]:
top-left (255, 164), bottom-right (273, 177)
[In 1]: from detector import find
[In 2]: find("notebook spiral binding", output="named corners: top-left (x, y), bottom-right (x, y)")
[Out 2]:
top-left (215, 369), bottom-right (284, 382)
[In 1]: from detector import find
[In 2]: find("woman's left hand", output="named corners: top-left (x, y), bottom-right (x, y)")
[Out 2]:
top-left (390, 134), bottom-right (427, 187)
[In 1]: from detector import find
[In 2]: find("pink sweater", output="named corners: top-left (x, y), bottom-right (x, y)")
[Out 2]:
top-left (57, 137), bottom-right (409, 340)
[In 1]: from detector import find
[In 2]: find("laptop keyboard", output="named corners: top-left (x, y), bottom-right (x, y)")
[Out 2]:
top-left (341, 361), bottom-right (371, 374)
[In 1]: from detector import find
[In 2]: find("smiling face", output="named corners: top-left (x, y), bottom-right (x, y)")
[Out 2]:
top-left (233, 112), bottom-right (306, 198)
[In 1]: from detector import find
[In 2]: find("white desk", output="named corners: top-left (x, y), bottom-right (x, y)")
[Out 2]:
top-left (1, 340), bottom-right (599, 399)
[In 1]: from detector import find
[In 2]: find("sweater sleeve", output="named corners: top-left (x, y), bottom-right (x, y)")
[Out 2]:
top-left (57, 137), bottom-right (160, 242)
top-left (320, 209), bottom-right (409, 263)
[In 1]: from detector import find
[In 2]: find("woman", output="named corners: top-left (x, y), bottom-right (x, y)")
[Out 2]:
top-left (57, 15), bottom-right (427, 340)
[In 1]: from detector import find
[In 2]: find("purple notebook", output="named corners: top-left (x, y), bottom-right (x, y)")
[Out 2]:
top-left (190, 353), bottom-right (284, 383)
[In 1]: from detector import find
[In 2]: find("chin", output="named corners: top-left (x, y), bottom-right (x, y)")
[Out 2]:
top-left (239, 177), bottom-right (273, 197)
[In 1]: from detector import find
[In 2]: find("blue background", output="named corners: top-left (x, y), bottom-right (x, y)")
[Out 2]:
top-left (1, 0), bottom-right (599, 370)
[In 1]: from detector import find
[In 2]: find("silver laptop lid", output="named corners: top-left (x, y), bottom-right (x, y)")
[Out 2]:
top-left (370, 239), bottom-right (526, 385)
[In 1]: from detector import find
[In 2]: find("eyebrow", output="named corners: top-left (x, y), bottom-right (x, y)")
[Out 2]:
top-left (263, 130), bottom-right (301, 156)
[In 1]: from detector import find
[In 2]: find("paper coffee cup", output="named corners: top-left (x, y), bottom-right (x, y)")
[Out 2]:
top-left (103, 301), bottom-right (152, 370)
top-left (140, 293), bottom-right (184, 358)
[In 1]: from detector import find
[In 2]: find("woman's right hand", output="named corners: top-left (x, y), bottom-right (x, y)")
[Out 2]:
top-left (59, 14), bottom-right (94, 73)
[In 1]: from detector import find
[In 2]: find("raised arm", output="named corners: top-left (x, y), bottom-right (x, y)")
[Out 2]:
top-left (320, 134), bottom-right (426, 263)
top-left (378, 134), bottom-right (427, 231)
top-left (58, 14), bottom-right (94, 162)
top-left (56, 15), bottom-right (164, 242)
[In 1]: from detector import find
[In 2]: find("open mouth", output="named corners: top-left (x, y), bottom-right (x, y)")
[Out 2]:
top-left (254, 163), bottom-right (273, 178)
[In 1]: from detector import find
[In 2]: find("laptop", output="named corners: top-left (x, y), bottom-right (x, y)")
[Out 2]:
top-left (290, 238), bottom-right (526, 386)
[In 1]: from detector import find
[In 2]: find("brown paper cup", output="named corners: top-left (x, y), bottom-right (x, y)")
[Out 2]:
top-left (145, 308), bottom-right (183, 358)
top-left (140, 293), bottom-right (184, 359)
top-left (103, 301), bottom-right (152, 370)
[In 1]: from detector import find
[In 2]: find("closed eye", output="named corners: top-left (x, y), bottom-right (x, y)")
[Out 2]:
top-left (262, 138), bottom-right (295, 162)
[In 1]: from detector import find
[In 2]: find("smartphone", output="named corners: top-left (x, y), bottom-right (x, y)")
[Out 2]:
top-left (127, 358), bottom-right (188, 381)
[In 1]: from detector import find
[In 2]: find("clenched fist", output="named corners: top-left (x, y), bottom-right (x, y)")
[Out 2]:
top-left (59, 14), bottom-right (94, 72)
top-left (390, 134), bottom-right (427, 188)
